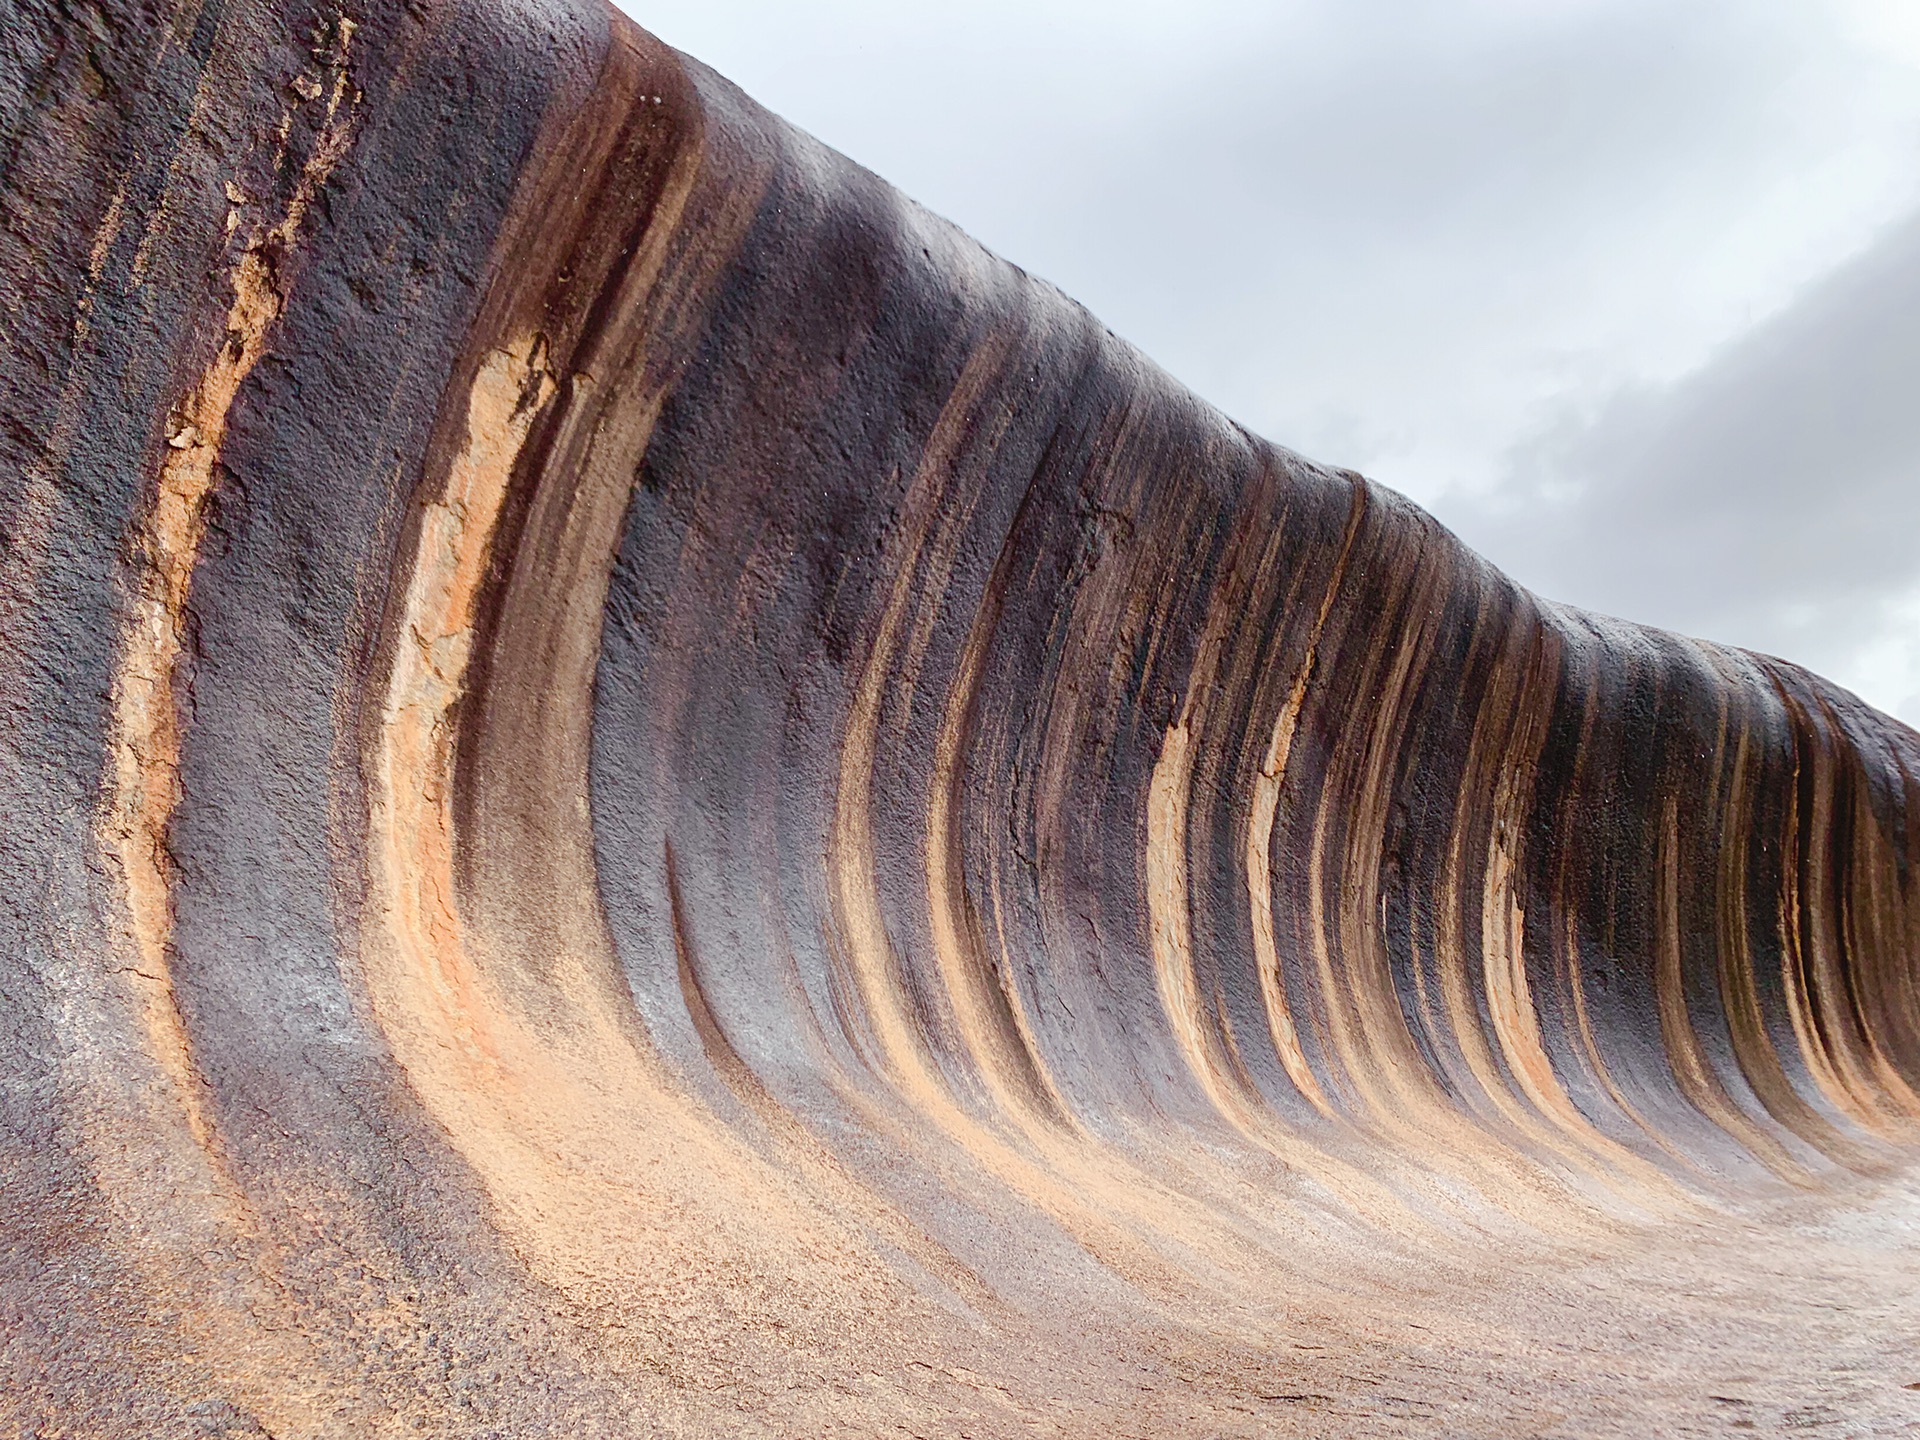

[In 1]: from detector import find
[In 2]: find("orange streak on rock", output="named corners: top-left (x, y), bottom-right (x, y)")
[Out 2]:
top-left (102, 30), bottom-right (356, 1152)
top-left (372, 336), bottom-right (555, 1069)
top-left (1245, 481), bottom-right (1366, 1119)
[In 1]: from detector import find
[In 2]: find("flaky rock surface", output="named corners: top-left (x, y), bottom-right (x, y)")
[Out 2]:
top-left (5, 0), bottom-right (1920, 1434)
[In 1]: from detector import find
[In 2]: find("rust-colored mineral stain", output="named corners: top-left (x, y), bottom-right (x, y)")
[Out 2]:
top-left (102, 36), bottom-right (356, 1148)
top-left (371, 334), bottom-right (555, 1069)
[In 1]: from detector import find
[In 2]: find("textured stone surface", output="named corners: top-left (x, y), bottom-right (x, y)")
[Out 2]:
top-left (4, 0), bottom-right (1920, 1434)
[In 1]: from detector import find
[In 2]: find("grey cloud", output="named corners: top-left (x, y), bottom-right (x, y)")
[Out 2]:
top-left (945, 0), bottom-right (1892, 492)
top-left (1444, 207), bottom-right (1920, 712)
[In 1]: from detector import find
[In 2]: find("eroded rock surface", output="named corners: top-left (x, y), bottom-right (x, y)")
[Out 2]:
top-left (4, 1), bottom-right (1920, 1433)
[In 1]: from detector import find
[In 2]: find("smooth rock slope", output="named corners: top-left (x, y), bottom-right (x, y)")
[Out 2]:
top-left (5, 0), bottom-right (1920, 1433)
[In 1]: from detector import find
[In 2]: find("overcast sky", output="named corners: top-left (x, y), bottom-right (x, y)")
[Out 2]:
top-left (618, 0), bottom-right (1920, 725)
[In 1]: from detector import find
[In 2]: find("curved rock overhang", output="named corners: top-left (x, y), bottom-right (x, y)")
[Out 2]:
top-left (4, 0), bottom-right (1920, 1433)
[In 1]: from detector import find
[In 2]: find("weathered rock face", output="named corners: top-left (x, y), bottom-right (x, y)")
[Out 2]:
top-left (5, 0), bottom-right (1920, 1433)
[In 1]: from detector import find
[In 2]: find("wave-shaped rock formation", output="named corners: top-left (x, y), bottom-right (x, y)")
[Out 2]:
top-left (7, 0), bottom-right (1920, 1433)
